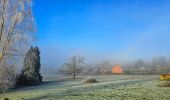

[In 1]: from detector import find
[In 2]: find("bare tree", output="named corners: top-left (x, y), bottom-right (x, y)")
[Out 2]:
top-left (99, 61), bottom-right (112, 74)
top-left (0, 0), bottom-right (35, 91)
top-left (63, 56), bottom-right (85, 79)
top-left (0, 0), bottom-right (35, 62)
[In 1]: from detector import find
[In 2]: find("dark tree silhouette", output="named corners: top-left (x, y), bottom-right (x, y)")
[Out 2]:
top-left (18, 46), bottom-right (42, 85)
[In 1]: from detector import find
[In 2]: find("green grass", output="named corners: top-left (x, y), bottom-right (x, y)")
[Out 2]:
top-left (0, 75), bottom-right (170, 100)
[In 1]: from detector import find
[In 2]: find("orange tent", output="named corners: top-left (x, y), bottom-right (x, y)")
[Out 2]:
top-left (112, 64), bottom-right (123, 74)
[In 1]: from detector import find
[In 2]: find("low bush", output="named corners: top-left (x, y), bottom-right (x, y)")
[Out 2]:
top-left (0, 65), bottom-right (16, 92)
top-left (82, 77), bottom-right (97, 83)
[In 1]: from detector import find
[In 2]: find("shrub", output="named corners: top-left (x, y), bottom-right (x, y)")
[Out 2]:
top-left (82, 77), bottom-right (97, 83)
top-left (0, 65), bottom-right (16, 92)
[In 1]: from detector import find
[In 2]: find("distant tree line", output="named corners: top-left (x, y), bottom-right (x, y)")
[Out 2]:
top-left (123, 56), bottom-right (170, 75)
top-left (59, 56), bottom-right (170, 77)
top-left (59, 59), bottom-right (114, 77)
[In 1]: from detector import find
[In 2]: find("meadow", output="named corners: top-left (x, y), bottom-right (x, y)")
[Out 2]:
top-left (0, 74), bottom-right (170, 100)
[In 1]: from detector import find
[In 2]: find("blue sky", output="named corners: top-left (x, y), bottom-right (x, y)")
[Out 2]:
top-left (33, 0), bottom-right (170, 67)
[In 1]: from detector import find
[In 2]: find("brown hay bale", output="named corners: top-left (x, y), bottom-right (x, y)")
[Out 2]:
top-left (160, 74), bottom-right (170, 81)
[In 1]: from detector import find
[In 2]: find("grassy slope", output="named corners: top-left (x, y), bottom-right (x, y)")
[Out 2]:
top-left (0, 75), bottom-right (170, 100)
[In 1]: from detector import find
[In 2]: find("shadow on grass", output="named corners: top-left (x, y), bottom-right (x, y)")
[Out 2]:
top-left (6, 77), bottom-right (82, 94)
top-left (5, 79), bottom-right (67, 93)
top-left (24, 95), bottom-right (49, 100)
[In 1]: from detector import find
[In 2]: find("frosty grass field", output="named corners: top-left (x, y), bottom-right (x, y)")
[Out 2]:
top-left (1, 74), bottom-right (170, 100)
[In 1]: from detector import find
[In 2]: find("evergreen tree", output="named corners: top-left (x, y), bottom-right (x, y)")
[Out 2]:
top-left (18, 46), bottom-right (42, 85)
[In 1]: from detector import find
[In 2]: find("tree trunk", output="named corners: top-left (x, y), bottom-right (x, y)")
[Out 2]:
top-left (73, 72), bottom-right (76, 79)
